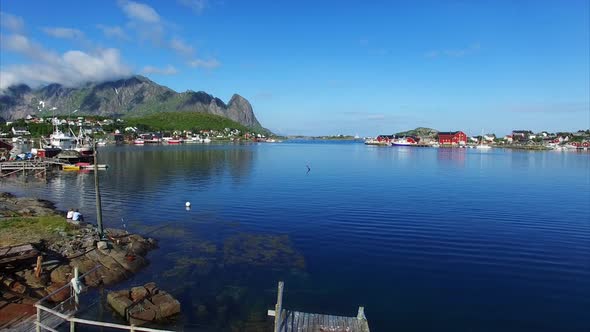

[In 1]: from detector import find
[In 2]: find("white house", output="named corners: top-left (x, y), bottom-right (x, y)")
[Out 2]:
top-left (11, 127), bottom-right (31, 136)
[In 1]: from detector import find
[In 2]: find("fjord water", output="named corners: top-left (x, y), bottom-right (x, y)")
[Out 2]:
top-left (3, 142), bottom-right (590, 331)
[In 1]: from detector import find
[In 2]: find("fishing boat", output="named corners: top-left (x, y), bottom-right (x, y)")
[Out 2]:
top-left (391, 137), bottom-right (418, 146)
top-left (167, 136), bottom-right (183, 144)
top-left (141, 133), bottom-right (162, 144)
top-left (133, 138), bottom-right (145, 145)
top-left (48, 128), bottom-right (76, 150)
top-left (76, 162), bottom-right (108, 169)
top-left (72, 127), bottom-right (94, 156)
top-left (184, 136), bottom-right (201, 143)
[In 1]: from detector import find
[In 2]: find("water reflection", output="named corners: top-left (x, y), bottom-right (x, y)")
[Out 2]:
top-left (437, 147), bottom-right (466, 167)
top-left (99, 145), bottom-right (255, 193)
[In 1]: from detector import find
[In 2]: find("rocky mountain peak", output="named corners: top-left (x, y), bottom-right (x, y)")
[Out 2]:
top-left (0, 76), bottom-right (264, 129)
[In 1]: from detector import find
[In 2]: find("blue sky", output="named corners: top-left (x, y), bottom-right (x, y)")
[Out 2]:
top-left (1, 0), bottom-right (588, 136)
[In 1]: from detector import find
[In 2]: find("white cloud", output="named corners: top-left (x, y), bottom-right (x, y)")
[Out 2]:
top-left (0, 12), bottom-right (25, 32)
top-left (97, 25), bottom-right (129, 40)
top-left (1, 34), bottom-right (60, 63)
top-left (0, 34), bottom-right (131, 90)
top-left (178, 0), bottom-right (208, 14)
top-left (142, 65), bottom-right (178, 75)
top-left (188, 58), bottom-right (221, 69)
top-left (119, 0), bottom-right (161, 23)
top-left (42, 27), bottom-right (85, 40)
top-left (169, 37), bottom-right (194, 56)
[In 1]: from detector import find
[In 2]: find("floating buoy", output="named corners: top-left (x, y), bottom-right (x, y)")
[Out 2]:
top-left (185, 201), bottom-right (191, 207)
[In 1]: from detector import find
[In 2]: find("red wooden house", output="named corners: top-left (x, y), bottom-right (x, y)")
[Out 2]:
top-left (438, 131), bottom-right (467, 145)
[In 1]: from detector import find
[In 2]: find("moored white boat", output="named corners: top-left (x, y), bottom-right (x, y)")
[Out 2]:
top-left (391, 137), bottom-right (418, 146)
top-left (48, 128), bottom-right (76, 150)
top-left (133, 138), bottom-right (145, 145)
top-left (476, 129), bottom-right (492, 149)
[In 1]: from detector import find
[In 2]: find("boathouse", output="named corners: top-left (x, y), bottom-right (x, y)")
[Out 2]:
top-left (376, 135), bottom-right (395, 143)
top-left (438, 131), bottom-right (467, 145)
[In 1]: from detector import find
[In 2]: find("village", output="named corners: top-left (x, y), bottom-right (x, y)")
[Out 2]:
top-left (0, 114), bottom-right (279, 163)
top-left (365, 129), bottom-right (590, 150)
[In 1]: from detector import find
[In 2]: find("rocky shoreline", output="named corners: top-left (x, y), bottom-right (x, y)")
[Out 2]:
top-left (0, 192), bottom-right (158, 329)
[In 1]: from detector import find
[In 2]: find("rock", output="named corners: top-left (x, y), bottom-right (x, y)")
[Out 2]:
top-left (30, 288), bottom-right (49, 298)
top-left (9, 281), bottom-right (26, 294)
top-left (109, 249), bottom-right (147, 274)
top-left (97, 241), bottom-right (109, 251)
top-left (83, 238), bottom-right (96, 249)
top-left (151, 293), bottom-right (181, 319)
top-left (19, 269), bottom-right (49, 289)
top-left (107, 290), bottom-right (132, 317)
top-left (144, 282), bottom-right (158, 295)
top-left (130, 286), bottom-right (148, 302)
top-left (129, 307), bottom-right (156, 326)
top-left (50, 265), bottom-right (72, 284)
top-left (46, 283), bottom-right (70, 302)
top-left (107, 284), bottom-right (180, 325)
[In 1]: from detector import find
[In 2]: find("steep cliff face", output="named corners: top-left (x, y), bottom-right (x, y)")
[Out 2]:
top-left (0, 76), bottom-right (263, 129)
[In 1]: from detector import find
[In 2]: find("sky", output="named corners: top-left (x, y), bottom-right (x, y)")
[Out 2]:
top-left (0, 0), bottom-right (589, 136)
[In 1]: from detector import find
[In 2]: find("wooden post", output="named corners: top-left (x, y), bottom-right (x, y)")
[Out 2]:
top-left (93, 142), bottom-right (105, 240)
top-left (274, 281), bottom-right (284, 332)
top-left (357, 306), bottom-right (366, 320)
top-left (36, 306), bottom-right (41, 332)
top-left (70, 320), bottom-right (75, 332)
top-left (73, 267), bottom-right (79, 307)
top-left (35, 256), bottom-right (43, 278)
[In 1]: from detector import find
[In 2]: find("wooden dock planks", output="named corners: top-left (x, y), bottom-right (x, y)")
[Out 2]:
top-left (0, 244), bottom-right (39, 265)
top-left (270, 281), bottom-right (370, 332)
top-left (277, 310), bottom-right (370, 332)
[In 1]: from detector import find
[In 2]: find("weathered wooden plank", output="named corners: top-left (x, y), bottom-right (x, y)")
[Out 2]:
top-left (293, 311), bottom-right (301, 332)
top-left (302, 312), bottom-right (310, 332)
top-left (288, 310), bottom-right (295, 332)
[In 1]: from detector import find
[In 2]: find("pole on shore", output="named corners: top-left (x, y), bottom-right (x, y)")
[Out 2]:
top-left (93, 142), bottom-right (105, 240)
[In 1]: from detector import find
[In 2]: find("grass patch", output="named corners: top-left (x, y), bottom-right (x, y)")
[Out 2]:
top-left (0, 215), bottom-right (75, 247)
top-left (125, 112), bottom-right (251, 132)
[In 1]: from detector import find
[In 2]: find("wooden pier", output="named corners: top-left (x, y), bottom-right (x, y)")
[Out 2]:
top-left (0, 159), bottom-right (68, 178)
top-left (268, 282), bottom-right (370, 332)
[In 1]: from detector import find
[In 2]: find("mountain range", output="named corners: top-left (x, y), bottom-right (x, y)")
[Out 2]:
top-left (0, 75), bottom-right (263, 129)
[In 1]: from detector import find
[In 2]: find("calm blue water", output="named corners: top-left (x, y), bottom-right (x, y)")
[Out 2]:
top-left (2, 142), bottom-right (589, 331)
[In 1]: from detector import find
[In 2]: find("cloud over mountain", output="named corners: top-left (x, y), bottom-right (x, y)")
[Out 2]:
top-left (0, 31), bottom-right (130, 90)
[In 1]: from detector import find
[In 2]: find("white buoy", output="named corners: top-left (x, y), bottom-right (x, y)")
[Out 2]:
top-left (185, 201), bottom-right (191, 208)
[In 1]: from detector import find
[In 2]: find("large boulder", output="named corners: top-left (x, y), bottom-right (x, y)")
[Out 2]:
top-left (107, 283), bottom-right (180, 326)
top-left (50, 265), bottom-right (72, 284)
top-left (107, 290), bottom-right (132, 318)
top-left (130, 286), bottom-right (148, 302)
top-left (46, 283), bottom-right (70, 302)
